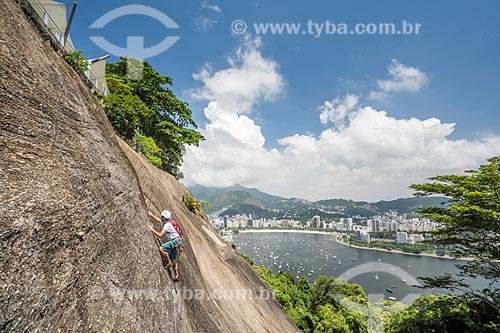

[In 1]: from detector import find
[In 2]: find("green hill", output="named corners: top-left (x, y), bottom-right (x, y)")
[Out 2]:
top-left (374, 197), bottom-right (450, 213)
top-left (221, 203), bottom-right (277, 219)
top-left (188, 184), bottom-right (449, 219)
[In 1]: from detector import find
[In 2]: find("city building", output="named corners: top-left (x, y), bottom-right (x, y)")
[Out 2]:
top-left (396, 232), bottom-right (408, 244)
top-left (313, 215), bottom-right (321, 228)
top-left (346, 218), bottom-right (353, 231)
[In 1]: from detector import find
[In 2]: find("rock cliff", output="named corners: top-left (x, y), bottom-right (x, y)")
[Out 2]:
top-left (0, 0), bottom-right (299, 331)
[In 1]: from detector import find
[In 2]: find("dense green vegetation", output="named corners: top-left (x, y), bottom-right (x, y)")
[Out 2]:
top-left (384, 293), bottom-right (500, 332)
top-left (411, 157), bottom-right (500, 305)
top-left (64, 49), bottom-right (88, 73)
top-left (254, 265), bottom-right (371, 332)
top-left (222, 203), bottom-right (276, 219)
top-left (342, 234), bottom-right (452, 256)
top-left (182, 192), bottom-right (208, 220)
top-left (103, 58), bottom-right (204, 179)
top-left (350, 240), bottom-right (430, 255)
top-left (374, 197), bottom-right (451, 214)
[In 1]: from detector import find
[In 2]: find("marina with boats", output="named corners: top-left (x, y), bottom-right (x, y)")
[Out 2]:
top-left (231, 231), bottom-right (494, 304)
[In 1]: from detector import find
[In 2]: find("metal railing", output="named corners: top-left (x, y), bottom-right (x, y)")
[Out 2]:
top-left (18, 0), bottom-right (110, 96)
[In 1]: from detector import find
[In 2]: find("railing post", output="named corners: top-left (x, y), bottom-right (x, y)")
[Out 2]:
top-left (63, 2), bottom-right (77, 47)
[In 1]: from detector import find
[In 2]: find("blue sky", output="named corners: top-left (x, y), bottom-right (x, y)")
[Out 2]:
top-left (68, 0), bottom-right (500, 201)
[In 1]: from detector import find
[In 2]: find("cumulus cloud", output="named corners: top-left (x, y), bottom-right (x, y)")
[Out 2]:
top-left (190, 36), bottom-right (284, 114)
top-left (272, 106), bottom-right (500, 200)
top-left (183, 36), bottom-right (284, 188)
top-left (369, 59), bottom-right (429, 100)
top-left (202, 1), bottom-right (222, 14)
top-left (319, 94), bottom-right (359, 127)
top-left (183, 43), bottom-right (500, 201)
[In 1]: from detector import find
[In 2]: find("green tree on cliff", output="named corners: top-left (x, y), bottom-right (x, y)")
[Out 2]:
top-left (103, 58), bottom-right (204, 179)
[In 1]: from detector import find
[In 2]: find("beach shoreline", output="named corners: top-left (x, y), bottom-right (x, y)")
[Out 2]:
top-left (236, 229), bottom-right (471, 261)
top-left (237, 229), bottom-right (336, 236)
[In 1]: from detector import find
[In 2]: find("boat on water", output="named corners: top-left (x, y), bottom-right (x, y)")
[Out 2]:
top-left (377, 258), bottom-right (381, 262)
top-left (385, 288), bottom-right (394, 293)
top-left (375, 274), bottom-right (379, 280)
top-left (388, 296), bottom-right (397, 301)
top-left (390, 285), bottom-right (398, 288)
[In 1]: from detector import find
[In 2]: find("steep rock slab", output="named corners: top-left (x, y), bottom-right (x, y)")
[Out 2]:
top-left (1, 0), bottom-right (174, 331)
top-left (0, 0), bottom-right (299, 332)
top-left (118, 138), bottom-right (299, 332)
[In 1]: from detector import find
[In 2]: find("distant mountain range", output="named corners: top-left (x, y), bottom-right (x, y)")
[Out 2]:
top-left (188, 184), bottom-right (449, 220)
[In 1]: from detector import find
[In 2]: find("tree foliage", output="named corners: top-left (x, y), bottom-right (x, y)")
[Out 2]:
top-left (132, 133), bottom-right (162, 168)
top-left (392, 157), bottom-right (500, 332)
top-left (103, 58), bottom-right (204, 178)
top-left (65, 50), bottom-right (88, 73)
top-left (410, 156), bottom-right (500, 284)
top-left (385, 294), bottom-right (500, 333)
top-left (182, 192), bottom-right (208, 220)
top-left (253, 265), bottom-right (370, 333)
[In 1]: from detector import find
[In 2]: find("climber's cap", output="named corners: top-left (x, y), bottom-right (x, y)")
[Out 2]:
top-left (161, 210), bottom-right (171, 220)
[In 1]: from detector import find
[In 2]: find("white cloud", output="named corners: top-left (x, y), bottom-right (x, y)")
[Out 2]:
top-left (183, 44), bottom-right (500, 202)
top-left (319, 94), bottom-right (359, 127)
top-left (195, 16), bottom-right (218, 31)
top-left (190, 36), bottom-right (284, 114)
top-left (369, 59), bottom-right (429, 100)
top-left (271, 106), bottom-right (500, 201)
top-left (202, 1), bottom-right (222, 14)
top-left (183, 36), bottom-right (284, 188)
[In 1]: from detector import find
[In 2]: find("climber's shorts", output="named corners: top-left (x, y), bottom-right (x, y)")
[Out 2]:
top-left (162, 238), bottom-right (182, 259)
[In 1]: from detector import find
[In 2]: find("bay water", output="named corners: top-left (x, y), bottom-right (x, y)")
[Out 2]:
top-left (232, 231), bottom-right (495, 304)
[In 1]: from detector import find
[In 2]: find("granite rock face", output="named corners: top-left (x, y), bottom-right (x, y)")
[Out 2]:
top-left (0, 0), bottom-right (299, 331)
